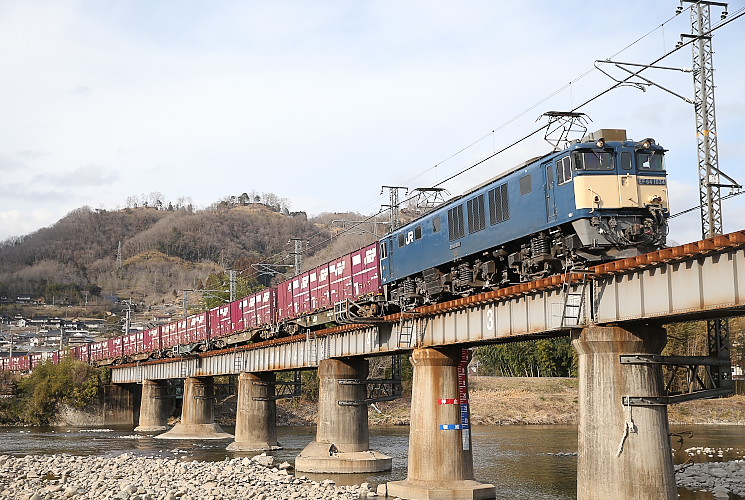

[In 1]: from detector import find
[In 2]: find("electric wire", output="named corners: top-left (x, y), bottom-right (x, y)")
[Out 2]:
top-left (349, 3), bottom-right (695, 217)
top-left (235, 5), bottom-right (745, 283)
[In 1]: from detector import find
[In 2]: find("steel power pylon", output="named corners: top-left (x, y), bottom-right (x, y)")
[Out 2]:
top-left (683, 0), bottom-right (733, 390)
top-left (381, 185), bottom-right (408, 232)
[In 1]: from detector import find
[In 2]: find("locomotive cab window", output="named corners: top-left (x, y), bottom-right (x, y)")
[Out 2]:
top-left (519, 174), bottom-right (532, 195)
top-left (637, 151), bottom-right (665, 171)
top-left (556, 156), bottom-right (572, 185)
top-left (380, 241), bottom-right (388, 259)
top-left (432, 216), bottom-right (442, 233)
top-left (398, 233), bottom-right (405, 247)
top-left (621, 152), bottom-right (632, 170)
top-left (574, 151), bottom-right (613, 171)
top-left (414, 225), bottom-right (423, 240)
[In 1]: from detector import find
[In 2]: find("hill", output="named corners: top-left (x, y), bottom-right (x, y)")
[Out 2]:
top-left (0, 200), bottom-right (364, 310)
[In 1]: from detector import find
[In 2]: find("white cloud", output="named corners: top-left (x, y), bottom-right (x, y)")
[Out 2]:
top-left (0, 0), bottom-right (743, 242)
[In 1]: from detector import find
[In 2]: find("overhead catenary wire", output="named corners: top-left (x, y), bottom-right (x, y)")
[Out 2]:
top-left (236, 5), bottom-right (745, 283)
top-left (349, 4), bottom-right (697, 217)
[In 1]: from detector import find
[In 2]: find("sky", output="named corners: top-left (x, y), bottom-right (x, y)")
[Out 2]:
top-left (1, 0), bottom-right (744, 246)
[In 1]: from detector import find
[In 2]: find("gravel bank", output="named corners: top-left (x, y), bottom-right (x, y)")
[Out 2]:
top-left (676, 460), bottom-right (745, 498)
top-left (0, 453), bottom-right (375, 500)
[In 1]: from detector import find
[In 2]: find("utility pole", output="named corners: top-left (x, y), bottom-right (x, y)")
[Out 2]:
top-left (682, 0), bottom-right (733, 389)
top-left (228, 270), bottom-right (237, 302)
top-left (289, 238), bottom-right (306, 276)
top-left (183, 289), bottom-right (191, 318)
top-left (381, 186), bottom-right (408, 232)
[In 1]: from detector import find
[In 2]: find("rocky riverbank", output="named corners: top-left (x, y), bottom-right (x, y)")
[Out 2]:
top-left (2, 451), bottom-right (744, 500)
top-left (676, 460), bottom-right (745, 498)
top-left (0, 453), bottom-right (374, 500)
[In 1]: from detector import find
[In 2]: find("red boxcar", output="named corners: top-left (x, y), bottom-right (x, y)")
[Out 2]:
top-left (122, 331), bottom-right (144, 357)
top-left (142, 326), bottom-right (161, 354)
top-left (238, 294), bottom-right (257, 329)
top-left (292, 271), bottom-right (312, 316)
top-left (310, 264), bottom-right (331, 311)
top-left (0, 357), bottom-right (7, 371)
top-left (329, 253), bottom-right (354, 304)
top-left (52, 351), bottom-right (62, 365)
top-left (30, 353), bottom-right (43, 369)
top-left (74, 344), bottom-right (91, 363)
top-left (107, 337), bottom-right (123, 360)
top-left (11, 356), bottom-right (29, 371)
top-left (208, 304), bottom-right (233, 340)
top-left (90, 340), bottom-right (108, 361)
top-left (187, 312), bottom-right (209, 344)
top-left (161, 321), bottom-right (180, 350)
top-left (230, 299), bottom-right (245, 333)
top-left (351, 243), bottom-right (382, 297)
top-left (277, 280), bottom-right (295, 322)
top-left (257, 288), bottom-right (276, 327)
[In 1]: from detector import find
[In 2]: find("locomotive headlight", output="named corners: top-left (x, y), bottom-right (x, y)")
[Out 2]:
top-left (649, 195), bottom-right (663, 204)
top-left (595, 138), bottom-right (605, 148)
top-left (640, 138), bottom-right (655, 149)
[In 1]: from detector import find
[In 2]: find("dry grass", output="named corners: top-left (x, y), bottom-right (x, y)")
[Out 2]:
top-left (217, 377), bottom-right (745, 427)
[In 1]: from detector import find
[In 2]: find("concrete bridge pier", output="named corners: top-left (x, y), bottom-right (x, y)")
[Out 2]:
top-left (103, 383), bottom-right (140, 426)
top-left (156, 376), bottom-right (232, 440)
top-left (382, 347), bottom-right (495, 500)
top-left (573, 325), bottom-right (676, 500)
top-left (295, 358), bottom-right (392, 473)
top-left (227, 372), bottom-right (282, 451)
top-left (134, 380), bottom-right (171, 432)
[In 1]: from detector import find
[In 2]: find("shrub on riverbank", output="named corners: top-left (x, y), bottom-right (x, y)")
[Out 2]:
top-left (0, 358), bottom-right (104, 426)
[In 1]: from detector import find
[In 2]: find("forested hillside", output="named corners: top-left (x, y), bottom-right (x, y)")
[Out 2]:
top-left (0, 197), bottom-right (364, 308)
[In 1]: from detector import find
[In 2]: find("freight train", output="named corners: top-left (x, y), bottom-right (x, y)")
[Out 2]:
top-left (0, 128), bottom-right (668, 370)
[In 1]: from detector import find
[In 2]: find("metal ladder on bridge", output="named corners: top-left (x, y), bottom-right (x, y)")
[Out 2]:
top-left (560, 271), bottom-right (591, 327)
top-left (398, 311), bottom-right (426, 348)
top-left (233, 348), bottom-right (244, 373)
top-left (307, 332), bottom-right (319, 365)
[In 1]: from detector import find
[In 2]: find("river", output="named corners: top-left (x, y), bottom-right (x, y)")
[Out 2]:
top-left (1, 424), bottom-right (743, 499)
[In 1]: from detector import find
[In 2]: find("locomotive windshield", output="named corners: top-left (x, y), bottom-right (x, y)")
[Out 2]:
top-left (573, 151), bottom-right (614, 170)
top-left (637, 151), bottom-right (665, 171)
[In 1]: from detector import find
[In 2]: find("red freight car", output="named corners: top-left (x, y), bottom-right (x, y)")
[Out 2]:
top-left (11, 355), bottom-right (30, 371)
top-left (230, 299), bottom-right (245, 334)
top-left (292, 271), bottom-right (312, 316)
top-left (161, 321), bottom-right (180, 351)
top-left (256, 288), bottom-right (276, 327)
top-left (310, 263), bottom-right (332, 311)
top-left (329, 253), bottom-right (354, 304)
top-left (30, 353), bottom-right (43, 369)
top-left (208, 304), bottom-right (232, 340)
top-left (351, 243), bottom-right (382, 297)
top-left (187, 312), bottom-right (209, 344)
top-left (107, 337), bottom-right (123, 361)
top-left (238, 294), bottom-right (257, 329)
top-left (73, 344), bottom-right (91, 363)
top-left (90, 340), bottom-right (108, 362)
top-left (277, 280), bottom-right (295, 322)
top-left (122, 330), bottom-right (144, 357)
top-left (142, 326), bottom-right (161, 355)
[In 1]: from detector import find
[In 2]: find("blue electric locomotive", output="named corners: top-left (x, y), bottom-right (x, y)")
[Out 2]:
top-left (380, 129), bottom-right (668, 306)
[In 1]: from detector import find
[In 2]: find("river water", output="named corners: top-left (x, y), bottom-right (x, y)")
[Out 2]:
top-left (1, 424), bottom-right (743, 499)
